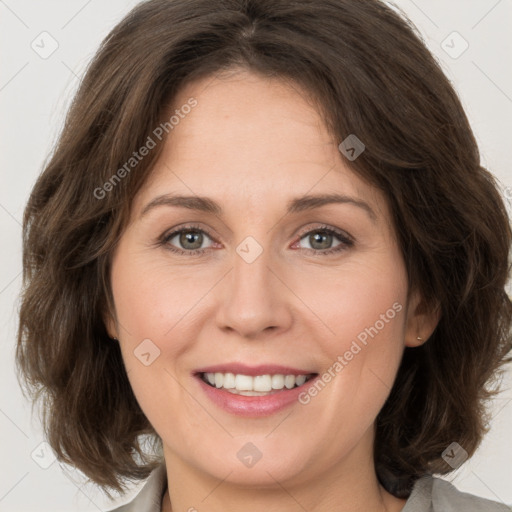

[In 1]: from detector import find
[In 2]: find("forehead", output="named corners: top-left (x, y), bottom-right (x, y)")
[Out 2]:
top-left (132, 70), bottom-right (385, 219)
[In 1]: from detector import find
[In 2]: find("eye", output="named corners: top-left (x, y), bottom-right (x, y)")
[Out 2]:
top-left (293, 225), bottom-right (354, 256)
top-left (160, 224), bottom-right (217, 255)
top-left (158, 223), bottom-right (354, 257)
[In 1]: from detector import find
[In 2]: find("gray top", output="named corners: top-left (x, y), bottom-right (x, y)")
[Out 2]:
top-left (107, 463), bottom-right (511, 512)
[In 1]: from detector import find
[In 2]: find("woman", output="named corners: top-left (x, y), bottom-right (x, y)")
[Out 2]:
top-left (16, 0), bottom-right (512, 511)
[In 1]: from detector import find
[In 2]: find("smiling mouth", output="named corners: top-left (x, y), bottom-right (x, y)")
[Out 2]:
top-left (198, 372), bottom-right (318, 396)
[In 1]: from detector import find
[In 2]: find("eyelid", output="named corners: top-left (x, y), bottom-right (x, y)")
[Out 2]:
top-left (294, 223), bottom-right (355, 244)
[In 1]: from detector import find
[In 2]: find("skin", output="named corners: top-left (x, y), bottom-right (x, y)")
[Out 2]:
top-left (106, 69), bottom-right (440, 512)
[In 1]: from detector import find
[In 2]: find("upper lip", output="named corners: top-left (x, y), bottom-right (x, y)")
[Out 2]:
top-left (194, 363), bottom-right (317, 376)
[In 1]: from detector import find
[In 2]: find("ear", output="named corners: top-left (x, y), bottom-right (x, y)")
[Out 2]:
top-left (103, 306), bottom-right (119, 340)
top-left (404, 288), bottom-right (441, 347)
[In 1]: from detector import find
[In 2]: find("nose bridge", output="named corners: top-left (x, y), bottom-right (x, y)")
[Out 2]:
top-left (234, 238), bottom-right (272, 299)
top-left (216, 235), bottom-right (291, 337)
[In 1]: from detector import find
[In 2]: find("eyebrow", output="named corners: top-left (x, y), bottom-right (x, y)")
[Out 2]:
top-left (140, 192), bottom-right (377, 223)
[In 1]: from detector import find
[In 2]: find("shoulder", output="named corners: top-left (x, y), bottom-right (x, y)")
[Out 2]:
top-left (404, 474), bottom-right (511, 512)
top-left (431, 476), bottom-right (511, 512)
top-left (106, 463), bottom-right (168, 512)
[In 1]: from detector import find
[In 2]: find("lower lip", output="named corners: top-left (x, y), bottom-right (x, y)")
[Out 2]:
top-left (194, 374), bottom-right (319, 417)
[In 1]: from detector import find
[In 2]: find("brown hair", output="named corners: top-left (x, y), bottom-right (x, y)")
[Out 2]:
top-left (16, 0), bottom-right (512, 499)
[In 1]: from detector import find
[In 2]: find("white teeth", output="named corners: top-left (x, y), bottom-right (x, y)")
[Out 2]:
top-left (295, 375), bottom-right (307, 386)
top-left (271, 374), bottom-right (285, 389)
top-left (223, 372), bottom-right (236, 389)
top-left (235, 374), bottom-right (253, 390)
top-left (284, 375), bottom-right (296, 389)
top-left (202, 372), bottom-right (312, 392)
top-left (253, 375), bottom-right (272, 392)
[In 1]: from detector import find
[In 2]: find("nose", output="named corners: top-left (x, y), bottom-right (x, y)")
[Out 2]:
top-left (215, 243), bottom-right (293, 339)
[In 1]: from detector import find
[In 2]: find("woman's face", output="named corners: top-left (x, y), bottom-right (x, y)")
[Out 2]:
top-left (107, 69), bottom-right (431, 488)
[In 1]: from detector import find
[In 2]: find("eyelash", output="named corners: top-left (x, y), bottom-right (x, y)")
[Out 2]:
top-left (158, 223), bottom-right (355, 257)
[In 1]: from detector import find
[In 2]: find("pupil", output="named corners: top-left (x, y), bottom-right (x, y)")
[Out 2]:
top-left (311, 232), bottom-right (331, 250)
top-left (180, 230), bottom-right (202, 250)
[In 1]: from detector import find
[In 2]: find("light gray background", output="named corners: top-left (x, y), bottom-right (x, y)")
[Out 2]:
top-left (1, 1), bottom-right (511, 511)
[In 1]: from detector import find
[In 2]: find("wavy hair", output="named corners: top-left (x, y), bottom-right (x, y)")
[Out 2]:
top-left (16, 0), bottom-right (512, 498)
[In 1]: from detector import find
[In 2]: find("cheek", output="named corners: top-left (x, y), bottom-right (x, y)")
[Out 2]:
top-left (296, 254), bottom-right (407, 419)
top-left (109, 247), bottom-right (228, 426)
top-left (109, 249), bottom-right (206, 408)
top-left (297, 250), bottom-right (407, 354)
top-left (110, 248), bottom-right (210, 344)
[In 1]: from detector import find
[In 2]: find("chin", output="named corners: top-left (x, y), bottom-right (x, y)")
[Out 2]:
top-left (188, 435), bottom-right (317, 487)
